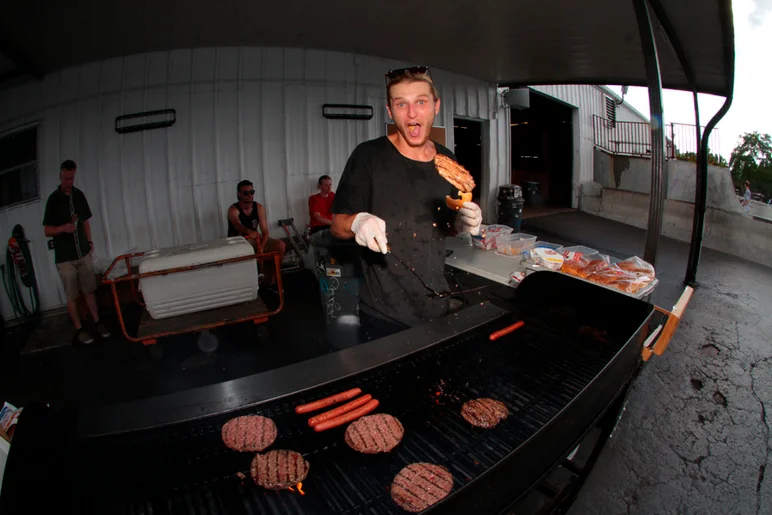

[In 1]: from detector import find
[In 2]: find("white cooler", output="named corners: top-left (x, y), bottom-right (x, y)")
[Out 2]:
top-left (138, 237), bottom-right (259, 320)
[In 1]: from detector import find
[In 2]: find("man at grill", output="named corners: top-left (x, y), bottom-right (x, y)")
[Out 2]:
top-left (331, 66), bottom-right (483, 341)
top-left (43, 159), bottom-right (111, 344)
top-left (227, 180), bottom-right (286, 290)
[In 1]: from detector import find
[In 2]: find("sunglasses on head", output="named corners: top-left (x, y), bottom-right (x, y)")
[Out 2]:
top-left (385, 66), bottom-right (431, 83)
top-left (241, 189), bottom-right (255, 195)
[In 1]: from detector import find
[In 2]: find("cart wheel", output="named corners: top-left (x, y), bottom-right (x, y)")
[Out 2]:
top-left (148, 343), bottom-right (163, 360)
top-left (257, 323), bottom-right (270, 342)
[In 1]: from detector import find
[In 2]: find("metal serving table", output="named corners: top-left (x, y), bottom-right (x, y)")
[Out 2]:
top-left (444, 236), bottom-right (523, 287)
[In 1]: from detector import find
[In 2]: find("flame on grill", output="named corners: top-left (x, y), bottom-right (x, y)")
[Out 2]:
top-left (287, 482), bottom-right (305, 495)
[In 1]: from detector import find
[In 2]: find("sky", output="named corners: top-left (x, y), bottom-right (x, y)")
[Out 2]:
top-left (605, 0), bottom-right (772, 160)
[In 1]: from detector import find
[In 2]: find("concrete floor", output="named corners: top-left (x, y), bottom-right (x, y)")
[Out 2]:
top-left (523, 212), bottom-right (772, 515)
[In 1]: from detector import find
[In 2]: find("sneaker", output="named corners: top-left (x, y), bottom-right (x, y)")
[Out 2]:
top-left (77, 329), bottom-right (95, 344)
top-left (94, 320), bottom-right (111, 338)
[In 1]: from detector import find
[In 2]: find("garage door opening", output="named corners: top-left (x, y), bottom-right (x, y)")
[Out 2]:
top-left (453, 118), bottom-right (483, 205)
top-left (510, 91), bottom-right (574, 209)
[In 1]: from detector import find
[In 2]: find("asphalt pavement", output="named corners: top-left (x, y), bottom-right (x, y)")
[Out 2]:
top-left (523, 212), bottom-right (772, 515)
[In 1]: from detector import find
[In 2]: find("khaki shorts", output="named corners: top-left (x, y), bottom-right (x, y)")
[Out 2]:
top-left (57, 252), bottom-right (97, 301)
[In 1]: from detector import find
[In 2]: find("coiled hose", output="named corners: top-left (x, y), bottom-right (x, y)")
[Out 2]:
top-left (1, 224), bottom-right (40, 323)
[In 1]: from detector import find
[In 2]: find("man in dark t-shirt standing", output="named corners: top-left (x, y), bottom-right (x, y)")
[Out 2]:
top-left (43, 160), bottom-right (110, 344)
top-left (331, 67), bottom-right (483, 340)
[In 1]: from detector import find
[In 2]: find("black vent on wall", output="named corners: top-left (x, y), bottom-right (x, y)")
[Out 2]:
top-left (115, 109), bottom-right (176, 134)
top-left (605, 96), bottom-right (616, 128)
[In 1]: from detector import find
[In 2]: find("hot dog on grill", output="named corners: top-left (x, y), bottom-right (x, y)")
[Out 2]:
top-left (313, 399), bottom-right (380, 432)
top-left (308, 394), bottom-right (373, 427)
top-left (295, 388), bottom-right (362, 414)
top-left (489, 320), bottom-right (525, 341)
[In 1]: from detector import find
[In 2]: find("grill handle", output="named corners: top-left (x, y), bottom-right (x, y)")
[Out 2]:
top-left (642, 285), bottom-right (694, 361)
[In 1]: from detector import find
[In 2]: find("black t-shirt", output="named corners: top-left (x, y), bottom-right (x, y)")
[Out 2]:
top-left (42, 186), bottom-right (93, 264)
top-left (332, 136), bottom-right (456, 327)
top-left (227, 202), bottom-right (261, 237)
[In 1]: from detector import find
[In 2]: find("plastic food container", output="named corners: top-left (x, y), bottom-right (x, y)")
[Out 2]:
top-left (560, 245), bottom-right (598, 257)
top-left (531, 247), bottom-right (565, 270)
top-left (495, 233), bottom-right (537, 257)
top-left (534, 241), bottom-right (562, 251)
top-left (472, 224), bottom-right (513, 250)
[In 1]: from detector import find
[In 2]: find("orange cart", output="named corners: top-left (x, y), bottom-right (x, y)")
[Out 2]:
top-left (101, 250), bottom-right (284, 346)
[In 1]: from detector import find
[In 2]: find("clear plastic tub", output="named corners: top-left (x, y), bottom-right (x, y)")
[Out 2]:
top-left (534, 241), bottom-right (562, 251)
top-left (472, 224), bottom-right (513, 250)
top-left (495, 233), bottom-right (537, 257)
top-left (560, 245), bottom-right (599, 261)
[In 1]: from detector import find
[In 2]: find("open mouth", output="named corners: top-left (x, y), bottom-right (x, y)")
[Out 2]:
top-left (407, 122), bottom-right (421, 138)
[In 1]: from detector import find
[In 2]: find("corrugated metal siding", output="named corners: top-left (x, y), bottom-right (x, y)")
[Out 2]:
top-left (436, 74), bottom-right (509, 220)
top-left (529, 84), bottom-right (649, 206)
top-left (0, 47), bottom-right (509, 318)
top-left (616, 102), bottom-right (649, 123)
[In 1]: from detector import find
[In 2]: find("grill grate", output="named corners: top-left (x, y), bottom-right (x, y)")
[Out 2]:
top-left (76, 314), bottom-right (624, 515)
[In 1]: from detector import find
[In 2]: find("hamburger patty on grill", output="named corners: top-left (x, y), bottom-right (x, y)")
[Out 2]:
top-left (391, 463), bottom-right (453, 513)
top-left (460, 398), bottom-right (509, 428)
top-left (344, 414), bottom-right (404, 454)
top-left (221, 415), bottom-right (277, 452)
top-left (250, 450), bottom-right (310, 490)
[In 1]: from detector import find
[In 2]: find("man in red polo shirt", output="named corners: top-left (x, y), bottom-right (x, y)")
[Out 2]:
top-left (308, 175), bottom-right (335, 235)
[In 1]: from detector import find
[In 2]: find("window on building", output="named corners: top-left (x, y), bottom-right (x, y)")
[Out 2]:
top-left (605, 96), bottom-right (617, 129)
top-left (0, 126), bottom-right (39, 210)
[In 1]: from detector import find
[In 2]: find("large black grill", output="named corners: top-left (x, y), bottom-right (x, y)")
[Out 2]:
top-left (77, 315), bottom-right (638, 514)
top-left (3, 272), bottom-right (653, 515)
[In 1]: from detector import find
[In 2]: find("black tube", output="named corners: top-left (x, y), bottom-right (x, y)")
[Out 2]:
top-left (686, 91), bottom-right (705, 282)
top-left (685, 97), bottom-right (733, 285)
top-left (684, 0), bottom-right (735, 285)
top-left (632, 0), bottom-right (666, 267)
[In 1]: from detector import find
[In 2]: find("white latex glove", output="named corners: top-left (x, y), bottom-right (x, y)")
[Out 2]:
top-left (455, 202), bottom-right (483, 236)
top-left (351, 212), bottom-right (389, 254)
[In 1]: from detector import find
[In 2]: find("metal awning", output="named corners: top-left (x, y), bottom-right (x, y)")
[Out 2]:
top-left (0, 0), bottom-right (735, 283)
top-left (0, 0), bottom-right (733, 96)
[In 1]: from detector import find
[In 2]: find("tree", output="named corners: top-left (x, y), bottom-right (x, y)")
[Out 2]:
top-left (730, 132), bottom-right (772, 200)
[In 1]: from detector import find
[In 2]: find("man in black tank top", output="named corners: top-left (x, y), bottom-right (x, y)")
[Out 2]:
top-left (227, 180), bottom-right (286, 288)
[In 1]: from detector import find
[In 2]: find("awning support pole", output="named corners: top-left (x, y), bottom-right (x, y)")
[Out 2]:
top-left (685, 96), bottom-right (733, 285)
top-left (646, 0), bottom-right (735, 285)
top-left (632, 0), bottom-right (666, 267)
top-left (683, 0), bottom-right (735, 285)
top-left (685, 92), bottom-right (707, 286)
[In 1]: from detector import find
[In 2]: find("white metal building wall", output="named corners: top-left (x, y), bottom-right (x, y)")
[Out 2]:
top-left (0, 47), bottom-right (510, 318)
top-left (530, 84), bottom-right (648, 206)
